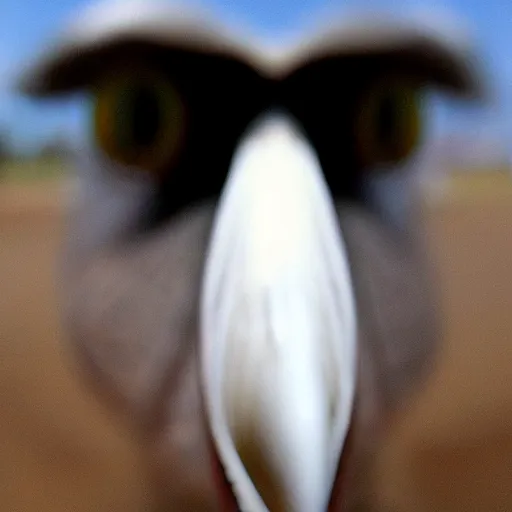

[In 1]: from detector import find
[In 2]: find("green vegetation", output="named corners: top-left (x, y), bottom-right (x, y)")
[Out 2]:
top-left (0, 156), bottom-right (68, 183)
top-left (0, 127), bottom-right (71, 183)
top-left (443, 167), bottom-right (512, 200)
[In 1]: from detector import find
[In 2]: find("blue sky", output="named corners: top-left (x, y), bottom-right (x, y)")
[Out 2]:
top-left (1, 0), bottom-right (511, 154)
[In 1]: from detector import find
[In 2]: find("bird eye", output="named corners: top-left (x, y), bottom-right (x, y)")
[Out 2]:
top-left (93, 69), bottom-right (185, 174)
top-left (356, 81), bottom-right (422, 168)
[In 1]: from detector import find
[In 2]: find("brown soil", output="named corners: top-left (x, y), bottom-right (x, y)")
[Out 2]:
top-left (0, 181), bottom-right (511, 511)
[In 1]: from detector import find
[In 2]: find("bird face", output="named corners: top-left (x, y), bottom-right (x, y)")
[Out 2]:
top-left (17, 1), bottom-right (483, 510)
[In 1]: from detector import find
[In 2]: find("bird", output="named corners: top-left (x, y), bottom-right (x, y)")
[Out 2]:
top-left (15, 0), bottom-right (484, 510)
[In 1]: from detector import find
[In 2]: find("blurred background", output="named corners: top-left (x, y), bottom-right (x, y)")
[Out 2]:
top-left (0, 0), bottom-right (511, 511)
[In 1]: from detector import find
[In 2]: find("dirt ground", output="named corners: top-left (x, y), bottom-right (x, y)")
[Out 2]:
top-left (0, 180), bottom-right (511, 511)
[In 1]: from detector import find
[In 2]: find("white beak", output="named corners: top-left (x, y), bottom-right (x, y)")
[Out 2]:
top-left (200, 112), bottom-right (358, 512)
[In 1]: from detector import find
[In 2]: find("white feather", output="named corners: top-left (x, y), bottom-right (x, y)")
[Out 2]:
top-left (200, 112), bottom-right (357, 512)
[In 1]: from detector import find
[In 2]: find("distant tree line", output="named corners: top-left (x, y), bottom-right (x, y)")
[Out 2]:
top-left (0, 130), bottom-right (12, 163)
top-left (0, 128), bottom-right (71, 164)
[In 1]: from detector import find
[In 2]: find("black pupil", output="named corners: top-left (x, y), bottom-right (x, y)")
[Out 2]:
top-left (376, 93), bottom-right (402, 146)
top-left (119, 85), bottom-right (163, 150)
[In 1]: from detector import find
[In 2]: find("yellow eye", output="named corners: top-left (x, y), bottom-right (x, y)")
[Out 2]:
top-left (356, 81), bottom-right (422, 167)
top-left (93, 69), bottom-right (185, 173)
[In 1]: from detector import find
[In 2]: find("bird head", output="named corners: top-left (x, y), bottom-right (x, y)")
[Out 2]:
top-left (16, 1), bottom-right (484, 510)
